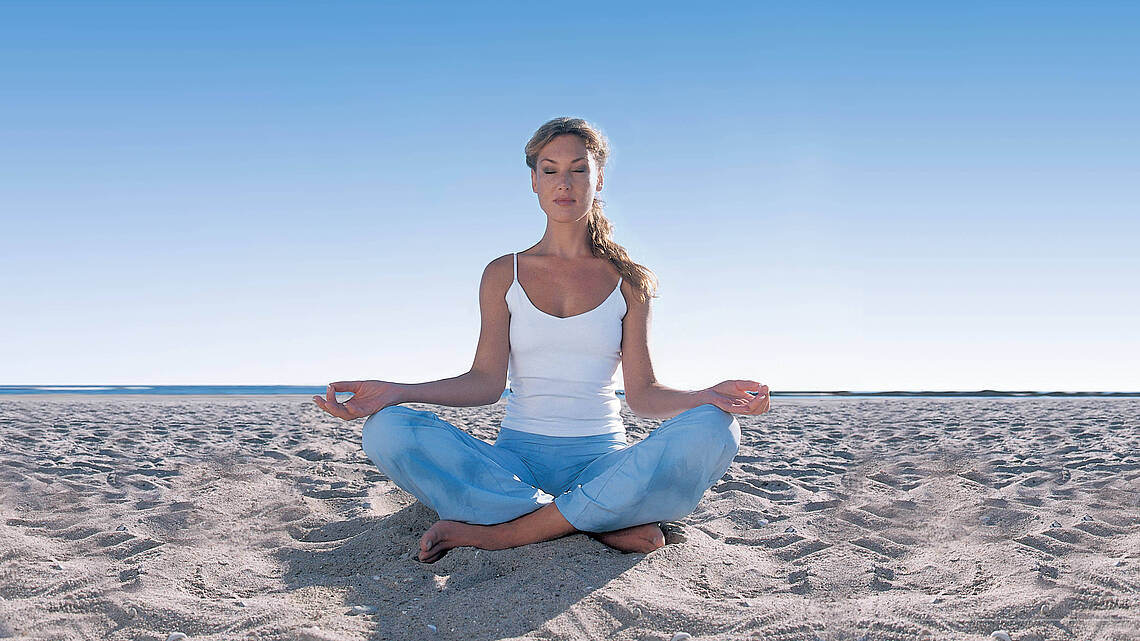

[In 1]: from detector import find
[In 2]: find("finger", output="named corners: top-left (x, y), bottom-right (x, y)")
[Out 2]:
top-left (735, 380), bottom-right (762, 393)
top-left (316, 395), bottom-right (352, 420)
top-left (314, 395), bottom-right (334, 415)
top-left (735, 392), bottom-right (759, 414)
top-left (313, 396), bottom-right (336, 417)
top-left (343, 399), bottom-right (366, 420)
top-left (750, 396), bottom-right (770, 415)
top-left (329, 381), bottom-right (362, 395)
top-left (727, 393), bottom-right (749, 406)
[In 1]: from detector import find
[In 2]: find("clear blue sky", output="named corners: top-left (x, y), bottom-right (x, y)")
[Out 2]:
top-left (2, 2), bottom-right (1137, 391)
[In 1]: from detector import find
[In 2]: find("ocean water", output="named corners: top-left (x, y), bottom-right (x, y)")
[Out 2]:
top-left (0, 386), bottom-right (1134, 398)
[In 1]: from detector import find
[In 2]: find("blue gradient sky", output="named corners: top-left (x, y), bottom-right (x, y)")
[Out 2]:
top-left (2, 2), bottom-right (1137, 391)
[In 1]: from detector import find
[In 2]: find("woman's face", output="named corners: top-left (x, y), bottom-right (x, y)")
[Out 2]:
top-left (531, 134), bottom-right (603, 224)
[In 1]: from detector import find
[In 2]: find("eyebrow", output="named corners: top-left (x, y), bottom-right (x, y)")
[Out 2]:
top-left (540, 157), bottom-right (588, 164)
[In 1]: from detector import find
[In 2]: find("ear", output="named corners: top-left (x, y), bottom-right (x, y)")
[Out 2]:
top-left (596, 167), bottom-right (604, 192)
top-left (531, 168), bottom-right (538, 194)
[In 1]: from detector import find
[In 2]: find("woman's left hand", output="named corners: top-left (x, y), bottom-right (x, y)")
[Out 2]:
top-left (701, 380), bottom-right (770, 415)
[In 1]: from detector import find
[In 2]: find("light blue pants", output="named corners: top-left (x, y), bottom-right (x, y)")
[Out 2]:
top-left (361, 403), bottom-right (740, 533)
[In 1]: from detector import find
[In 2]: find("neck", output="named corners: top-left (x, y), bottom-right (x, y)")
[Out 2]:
top-left (532, 217), bottom-right (594, 259)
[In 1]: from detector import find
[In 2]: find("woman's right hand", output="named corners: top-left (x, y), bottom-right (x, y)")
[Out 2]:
top-left (312, 380), bottom-right (403, 420)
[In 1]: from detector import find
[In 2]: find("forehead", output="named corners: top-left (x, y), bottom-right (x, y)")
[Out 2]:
top-left (538, 134), bottom-right (592, 163)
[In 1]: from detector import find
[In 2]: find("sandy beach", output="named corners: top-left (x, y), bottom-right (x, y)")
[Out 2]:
top-left (1, 396), bottom-right (1137, 640)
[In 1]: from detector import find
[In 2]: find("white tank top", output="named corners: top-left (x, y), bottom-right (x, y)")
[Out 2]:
top-left (501, 252), bottom-right (627, 437)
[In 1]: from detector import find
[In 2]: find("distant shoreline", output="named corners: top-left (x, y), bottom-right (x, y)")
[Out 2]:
top-left (1, 386), bottom-right (1137, 398)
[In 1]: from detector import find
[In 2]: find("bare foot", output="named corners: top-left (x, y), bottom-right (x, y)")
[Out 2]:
top-left (593, 523), bottom-right (666, 554)
top-left (418, 520), bottom-right (481, 563)
top-left (416, 504), bottom-right (579, 563)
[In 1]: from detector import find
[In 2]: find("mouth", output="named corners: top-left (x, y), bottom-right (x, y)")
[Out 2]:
top-left (554, 198), bottom-right (575, 205)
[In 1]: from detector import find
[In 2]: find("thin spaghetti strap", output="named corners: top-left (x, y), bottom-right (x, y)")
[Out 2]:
top-left (513, 253), bottom-right (518, 283)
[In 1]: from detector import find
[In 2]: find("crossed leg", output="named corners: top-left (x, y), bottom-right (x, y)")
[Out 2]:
top-left (418, 503), bottom-right (663, 563)
top-left (364, 404), bottom-right (738, 563)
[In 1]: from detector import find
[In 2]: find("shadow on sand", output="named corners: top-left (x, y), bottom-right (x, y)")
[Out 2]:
top-left (276, 502), bottom-right (647, 640)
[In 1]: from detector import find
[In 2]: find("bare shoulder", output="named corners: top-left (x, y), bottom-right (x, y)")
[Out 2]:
top-left (620, 279), bottom-right (650, 317)
top-left (481, 253), bottom-right (516, 295)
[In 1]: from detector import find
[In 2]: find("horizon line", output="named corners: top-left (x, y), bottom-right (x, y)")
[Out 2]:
top-left (1, 385), bottom-right (1138, 397)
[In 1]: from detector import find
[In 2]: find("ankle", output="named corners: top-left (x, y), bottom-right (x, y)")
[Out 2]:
top-left (483, 523), bottom-right (522, 551)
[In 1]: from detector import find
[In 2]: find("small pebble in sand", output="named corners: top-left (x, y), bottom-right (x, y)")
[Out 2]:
top-left (1082, 514), bottom-right (1093, 521)
top-left (755, 519), bottom-right (769, 527)
top-left (372, 575), bottom-right (382, 581)
top-left (167, 634), bottom-right (189, 641)
top-left (671, 633), bottom-right (693, 641)
top-left (350, 605), bottom-right (378, 615)
top-left (784, 526), bottom-right (796, 533)
top-left (116, 524), bottom-right (128, 532)
top-left (1050, 521), bottom-right (1061, 528)
top-left (427, 624), bottom-right (437, 632)
top-left (990, 631), bottom-right (1012, 641)
top-left (631, 607), bottom-right (643, 618)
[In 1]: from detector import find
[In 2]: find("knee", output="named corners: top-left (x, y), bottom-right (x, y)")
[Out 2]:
top-left (361, 405), bottom-right (419, 462)
top-left (679, 404), bottom-right (741, 456)
top-left (657, 406), bottom-right (740, 485)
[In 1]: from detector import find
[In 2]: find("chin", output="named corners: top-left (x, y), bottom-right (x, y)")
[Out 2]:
top-left (544, 203), bottom-right (590, 221)
top-left (545, 210), bottom-right (590, 224)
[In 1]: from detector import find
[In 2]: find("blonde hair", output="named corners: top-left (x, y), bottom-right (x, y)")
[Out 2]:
top-left (524, 117), bottom-right (658, 302)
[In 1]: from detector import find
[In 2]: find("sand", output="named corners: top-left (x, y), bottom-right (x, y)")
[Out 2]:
top-left (1, 396), bottom-right (1137, 640)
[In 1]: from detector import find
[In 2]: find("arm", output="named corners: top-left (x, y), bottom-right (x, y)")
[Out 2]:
top-left (619, 283), bottom-right (709, 419)
top-left (619, 282), bottom-right (771, 420)
top-left (314, 255), bottom-right (513, 419)
top-left (396, 255), bottom-right (513, 406)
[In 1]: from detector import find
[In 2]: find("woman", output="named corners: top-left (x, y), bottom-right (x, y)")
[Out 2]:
top-left (314, 117), bottom-right (770, 563)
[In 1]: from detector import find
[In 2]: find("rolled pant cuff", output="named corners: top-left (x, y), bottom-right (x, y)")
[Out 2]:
top-left (555, 489), bottom-right (623, 533)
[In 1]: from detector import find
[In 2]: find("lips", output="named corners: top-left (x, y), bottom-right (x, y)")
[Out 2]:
top-left (554, 198), bottom-right (574, 205)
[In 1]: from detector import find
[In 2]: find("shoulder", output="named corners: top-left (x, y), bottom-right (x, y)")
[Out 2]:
top-left (620, 279), bottom-right (651, 319)
top-left (480, 254), bottom-right (515, 296)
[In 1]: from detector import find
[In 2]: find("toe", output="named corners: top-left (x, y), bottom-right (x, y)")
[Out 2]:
top-left (417, 546), bottom-right (446, 564)
top-left (419, 529), bottom-right (437, 553)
